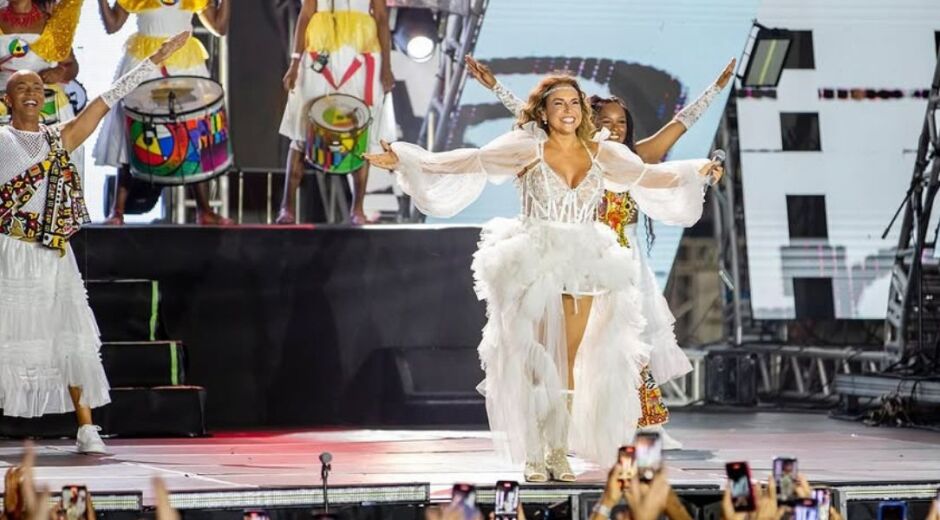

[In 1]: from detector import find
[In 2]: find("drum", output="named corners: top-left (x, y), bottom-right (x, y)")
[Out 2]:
top-left (0, 88), bottom-right (60, 125)
top-left (65, 80), bottom-right (88, 113)
top-left (304, 94), bottom-right (372, 174)
top-left (123, 76), bottom-right (233, 185)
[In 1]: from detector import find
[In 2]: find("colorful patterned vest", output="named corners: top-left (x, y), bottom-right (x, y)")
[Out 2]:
top-left (0, 127), bottom-right (90, 255)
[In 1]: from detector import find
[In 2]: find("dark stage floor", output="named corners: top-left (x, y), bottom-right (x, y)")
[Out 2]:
top-left (2, 411), bottom-right (938, 505)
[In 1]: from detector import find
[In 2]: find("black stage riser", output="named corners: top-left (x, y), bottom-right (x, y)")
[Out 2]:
top-left (70, 226), bottom-right (487, 429)
top-left (101, 341), bottom-right (188, 387)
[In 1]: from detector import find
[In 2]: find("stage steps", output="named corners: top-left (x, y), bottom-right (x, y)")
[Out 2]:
top-left (0, 280), bottom-right (208, 438)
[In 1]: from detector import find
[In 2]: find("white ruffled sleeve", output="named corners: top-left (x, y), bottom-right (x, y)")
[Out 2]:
top-left (390, 128), bottom-right (539, 218)
top-left (595, 140), bottom-right (711, 227)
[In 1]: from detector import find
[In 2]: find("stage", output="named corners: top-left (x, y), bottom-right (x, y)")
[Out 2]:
top-left (3, 411), bottom-right (939, 515)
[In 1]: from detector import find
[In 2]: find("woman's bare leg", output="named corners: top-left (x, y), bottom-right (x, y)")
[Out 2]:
top-left (561, 294), bottom-right (593, 390)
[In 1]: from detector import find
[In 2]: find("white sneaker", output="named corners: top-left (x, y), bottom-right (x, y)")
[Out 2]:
top-left (638, 424), bottom-right (684, 451)
top-left (76, 425), bottom-right (107, 455)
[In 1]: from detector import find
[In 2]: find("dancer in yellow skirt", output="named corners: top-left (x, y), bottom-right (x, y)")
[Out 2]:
top-left (277, 0), bottom-right (395, 225)
top-left (94, 0), bottom-right (232, 225)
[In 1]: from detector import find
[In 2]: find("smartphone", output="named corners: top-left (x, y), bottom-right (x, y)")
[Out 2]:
top-left (494, 481), bottom-right (520, 519)
top-left (61, 485), bottom-right (87, 520)
top-left (793, 498), bottom-right (819, 520)
top-left (725, 461), bottom-right (756, 512)
top-left (617, 446), bottom-right (636, 481)
top-left (877, 501), bottom-right (908, 520)
top-left (812, 488), bottom-right (831, 520)
top-left (772, 456), bottom-right (798, 504)
top-left (634, 432), bottom-right (662, 482)
top-left (243, 511), bottom-right (270, 520)
top-left (451, 483), bottom-right (477, 509)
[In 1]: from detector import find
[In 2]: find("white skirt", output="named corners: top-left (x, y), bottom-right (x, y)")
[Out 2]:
top-left (279, 46), bottom-right (395, 151)
top-left (623, 224), bottom-right (692, 384)
top-left (472, 218), bottom-right (651, 465)
top-left (0, 234), bottom-right (111, 417)
top-left (92, 54), bottom-right (209, 167)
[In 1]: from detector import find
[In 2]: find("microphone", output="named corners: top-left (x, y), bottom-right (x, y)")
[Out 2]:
top-left (707, 149), bottom-right (726, 185)
top-left (319, 452), bottom-right (332, 513)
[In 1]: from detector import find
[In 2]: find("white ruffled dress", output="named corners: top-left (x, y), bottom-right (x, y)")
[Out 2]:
top-left (390, 124), bottom-right (708, 464)
top-left (0, 127), bottom-right (110, 418)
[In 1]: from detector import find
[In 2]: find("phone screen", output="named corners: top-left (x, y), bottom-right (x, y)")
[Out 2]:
top-left (812, 489), bottom-right (831, 520)
top-left (451, 483), bottom-right (477, 509)
top-left (878, 502), bottom-right (907, 520)
top-left (793, 499), bottom-right (818, 520)
top-left (494, 481), bottom-right (519, 518)
top-left (773, 457), bottom-right (798, 503)
top-left (244, 511), bottom-right (270, 520)
top-left (634, 433), bottom-right (662, 481)
top-left (618, 446), bottom-right (636, 481)
top-left (61, 486), bottom-right (87, 520)
top-left (726, 462), bottom-right (755, 512)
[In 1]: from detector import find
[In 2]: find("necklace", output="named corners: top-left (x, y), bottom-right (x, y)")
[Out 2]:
top-left (0, 3), bottom-right (44, 28)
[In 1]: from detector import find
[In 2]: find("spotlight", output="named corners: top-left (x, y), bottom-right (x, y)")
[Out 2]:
top-left (392, 8), bottom-right (438, 63)
top-left (741, 25), bottom-right (792, 88)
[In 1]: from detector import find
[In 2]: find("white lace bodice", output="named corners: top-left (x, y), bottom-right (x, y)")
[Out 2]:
top-left (136, 3), bottom-right (194, 37)
top-left (519, 156), bottom-right (604, 225)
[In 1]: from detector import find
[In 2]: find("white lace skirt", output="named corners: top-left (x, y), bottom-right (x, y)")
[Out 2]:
top-left (623, 224), bottom-right (692, 384)
top-left (0, 234), bottom-right (111, 417)
top-left (472, 218), bottom-right (652, 465)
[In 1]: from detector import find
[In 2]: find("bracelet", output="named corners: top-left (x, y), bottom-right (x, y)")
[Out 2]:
top-left (290, 52), bottom-right (302, 61)
top-left (592, 503), bottom-right (611, 519)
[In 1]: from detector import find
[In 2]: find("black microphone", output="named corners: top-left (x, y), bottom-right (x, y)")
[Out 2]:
top-left (319, 452), bottom-right (332, 513)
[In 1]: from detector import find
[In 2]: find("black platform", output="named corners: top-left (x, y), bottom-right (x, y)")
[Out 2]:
top-left (69, 225), bottom-right (486, 429)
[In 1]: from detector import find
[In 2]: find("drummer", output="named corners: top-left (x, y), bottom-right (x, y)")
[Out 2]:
top-left (93, 0), bottom-right (232, 226)
top-left (277, 0), bottom-right (395, 225)
top-left (0, 0), bottom-right (83, 168)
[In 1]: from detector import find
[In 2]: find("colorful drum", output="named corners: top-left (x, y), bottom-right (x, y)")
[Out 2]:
top-left (123, 76), bottom-right (233, 185)
top-left (304, 94), bottom-right (372, 174)
top-left (65, 80), bottom-right (88, 113)
top-left (0, 87), bottom-right (60, 125)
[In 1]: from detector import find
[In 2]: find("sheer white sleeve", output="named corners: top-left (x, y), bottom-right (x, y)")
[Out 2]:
top-left (674, 83), bottom-right (721, 129)
top-left (595, 140), bottom-right (710, 227)
top-left (492, 80), bottom-right (525, 117)
top-left (390, 128), bottom-right (539, 218)
top-left (101, 59), bottom-right (159, 108)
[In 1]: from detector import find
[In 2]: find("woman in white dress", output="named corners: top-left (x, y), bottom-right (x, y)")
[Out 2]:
top-left (365, 74), bottom-right (722, 481)
top-left (94, 0), bottom-right (231, 225)
top-left (277, 0), bottom-right (395, 225)
top-left (465, 56), bottom-right (734, 450)
top-left (0, 0), bottom-right (83, 170)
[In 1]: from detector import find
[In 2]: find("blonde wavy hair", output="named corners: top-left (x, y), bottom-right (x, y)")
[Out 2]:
top-left (516, 74), bottom-right (596, 143)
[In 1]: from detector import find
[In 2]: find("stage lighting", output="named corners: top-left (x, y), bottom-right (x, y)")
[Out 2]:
top-left (393, 8), bottom-right (438, 63)
top-left (741, 26), bottom-right (792, 88)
